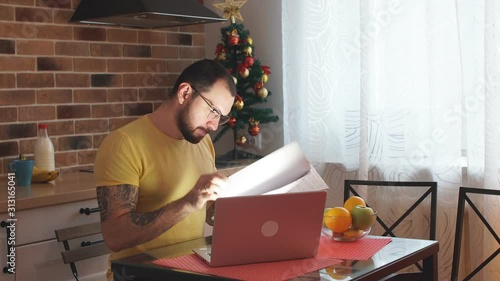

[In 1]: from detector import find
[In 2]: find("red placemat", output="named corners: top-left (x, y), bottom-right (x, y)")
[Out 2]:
top-left (152, 236), bottom-right (391, 280)
top-left (319, 235), bottom-right (392, 260)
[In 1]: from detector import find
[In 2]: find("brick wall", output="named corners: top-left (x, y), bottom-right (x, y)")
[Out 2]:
top-left (0, 0), bottom-right (206, 175)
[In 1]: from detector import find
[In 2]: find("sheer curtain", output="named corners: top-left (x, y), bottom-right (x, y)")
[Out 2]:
top-left (283, 0), bottom-right (499, 279)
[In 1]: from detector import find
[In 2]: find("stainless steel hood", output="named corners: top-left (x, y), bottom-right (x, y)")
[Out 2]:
top-left (71, 0), bottom-right (227, 29)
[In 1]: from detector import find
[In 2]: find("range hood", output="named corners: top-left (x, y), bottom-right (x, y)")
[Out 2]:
top-left (71, 0), bottom-right (227, 29)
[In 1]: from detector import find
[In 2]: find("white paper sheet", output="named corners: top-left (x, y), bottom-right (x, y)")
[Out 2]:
top-left (219, 142), bottom-right (329, 198)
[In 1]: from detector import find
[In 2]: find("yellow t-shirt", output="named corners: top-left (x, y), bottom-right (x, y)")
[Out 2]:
top-left (94, 115), bottom-right (216, 280)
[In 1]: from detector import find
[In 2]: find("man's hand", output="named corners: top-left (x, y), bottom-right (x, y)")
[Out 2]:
top-left (206, 200), bottom-right (216, 226)
top-left (183, 172), bottom-right (228, 211)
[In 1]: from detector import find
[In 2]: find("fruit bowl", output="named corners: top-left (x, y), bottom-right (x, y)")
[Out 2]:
top-left (322, 210), bottom-right (377, 241)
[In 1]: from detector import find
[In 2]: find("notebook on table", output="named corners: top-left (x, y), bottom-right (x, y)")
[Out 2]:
top-left (193, 190), bottom-right (327, 267)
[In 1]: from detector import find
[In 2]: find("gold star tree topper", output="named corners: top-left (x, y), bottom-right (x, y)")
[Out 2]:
top-left (213, 0), bottom-right (248, 23)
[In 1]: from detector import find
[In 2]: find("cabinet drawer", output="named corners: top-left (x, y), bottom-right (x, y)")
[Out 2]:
top-left (11, 199), bottom-right (101, 246)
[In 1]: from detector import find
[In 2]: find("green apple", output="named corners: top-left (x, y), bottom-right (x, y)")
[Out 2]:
top-left (351, 205), bottom-right (376, 230)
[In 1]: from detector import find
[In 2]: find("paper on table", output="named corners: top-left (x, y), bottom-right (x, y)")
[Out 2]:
top-left (219, 142), bottom-right (328, 198)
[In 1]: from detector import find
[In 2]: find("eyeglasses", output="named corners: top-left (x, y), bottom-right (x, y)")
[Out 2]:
top-left (191, 86), bottom-right (230, 125)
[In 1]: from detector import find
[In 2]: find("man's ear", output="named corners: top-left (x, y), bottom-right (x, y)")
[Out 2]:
top-left (177, 82), bottom-right (191, 105)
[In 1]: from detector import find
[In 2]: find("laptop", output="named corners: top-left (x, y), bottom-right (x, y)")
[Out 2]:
top-left (193, 190), bottom-right (327, 267)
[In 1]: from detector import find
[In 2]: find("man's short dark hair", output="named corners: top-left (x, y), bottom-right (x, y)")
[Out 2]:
top-left (169, 59), bottom-right (237, 99)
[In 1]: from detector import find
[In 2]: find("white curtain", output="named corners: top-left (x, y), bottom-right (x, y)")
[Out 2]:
top-left (282, 0), bottom-right (500, 280)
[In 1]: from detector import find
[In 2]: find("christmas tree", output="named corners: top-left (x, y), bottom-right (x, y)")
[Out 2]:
top-left (212, 0), bottom-right (279, 160)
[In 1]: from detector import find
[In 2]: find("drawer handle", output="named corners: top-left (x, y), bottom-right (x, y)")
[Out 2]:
top-left (81, 240), bottom-right (104, 247)
top-left (79, 207), bottom-right (99, 215)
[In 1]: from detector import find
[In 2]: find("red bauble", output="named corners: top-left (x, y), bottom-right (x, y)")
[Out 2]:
top-left (228, 117), bottom-right (237, 128)
top-left (240, 67), bottom-right (249, 78)
top-left (229, 35), bottom-right (239, 46)
top-left (248, 125), bottom-right (260, 136)
top-left (243, 56), bottom-right (254, 67)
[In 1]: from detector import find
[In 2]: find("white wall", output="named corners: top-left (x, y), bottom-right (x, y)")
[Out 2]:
top-left (204, 0), bottom-right (284, 158)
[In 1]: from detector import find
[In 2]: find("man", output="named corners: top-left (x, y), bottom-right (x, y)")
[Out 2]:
top-left (94, 59), bottom-right (237, 280)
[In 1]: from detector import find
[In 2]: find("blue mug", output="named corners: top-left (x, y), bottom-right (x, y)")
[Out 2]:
top-left (8, 159), bottom-right (34, 187)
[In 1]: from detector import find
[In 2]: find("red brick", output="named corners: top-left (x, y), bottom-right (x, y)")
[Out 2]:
top-left (74, 27), bottom-right (107, 41)
top-left (53, 9), bottom-right (73, 24)
top-left (19, 138), bottom-right (36, 156)
top-left (0, 56), bottom-right (36, 71)
top-left (90, 43), bottom-right (121, 57)
top-left (36, 89), bottom-right (72, 104)
top-left (57, 104), bottom-right (91, 119)
top-left (180, 46), bottom-right (204, 59)
top-left (0, 74), bottom-right (15, 88)
top-left (138, 59), bottom-right (167, 73)
top-left (73, 89), bottom-right (107, 103)
top-left (107, 88), bottom-right (138, 102)
top-left (55, 73), bottom-right (90, 87)
top-left (124, 102), bottom-right (152, 116)
top-left (0, 5), bottom-right (14, 21)
top-left (19, 105), bottom-right (56, 121)
top-left (0, 123), bottom-right (37, 140)
top-left (138, 30), bottom-right (166, 45)
top-left (122, 73), bottom-right (151, 87)
top-left (74, 58), bottom-right (106, 72)
top-left (43, 120), bottom-right (74, 135)
top-left (152, 46), bottom-right (179, 59)
top-left (123, 45), bottom-right (151, 58)
top-left (36, 0), bottom-right (71, 9)
top-left (78, 149), bottom-right (97, 165)
top-left (0, 0), bottom-right (34, 7)
top-left (92, 104), bottom-right (123, 118)
top-left (91, 74), bottom-right (122, 87)
top-left (0, 107), bottom-right (18, 123)
top-left (0, 141), bottom-right (19, 157)
top-left (17, 73), bottom-right (54, 88)
top-left (108, 29), bottom-right (137, 43)
top-left (15, 7), bottom-right (53, 23)
top-left (37, 25), bottom-right (72, 40)
top-left (167, 33), bottom-right (192, 46)
top-left (0, 39), bottom-right (15, 54)
top-left (166, 60), bottom-right (192, 73)
top-left (55, 41), bottom-right (89, 56)
top-left (58, 135), bottom-right (92, 150)
top-left (108, 117), bottom-right (136, 131)
top-left (0, 22), bottom-right (37, 39)
top-left (0, 90), bottom-right (35, 105)
top-left (37, 57), bottom-right (73, 71)
top-left (191, 33), bottom-right (205, 46)
top-left (107, 59), bottom-right (137, 72)
top-left (55, 151), bottom-right (77, 166)
top-left (75, 119), bottom-right (108, 134)
top-left (17, 40), bottom-right (54, 55)
top-left (179, 24), bottom-right (205, 33)
top-left (138, 88), bottom-right (168, 101)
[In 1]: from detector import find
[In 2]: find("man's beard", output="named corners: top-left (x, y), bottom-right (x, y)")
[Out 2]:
top-left (178, 102), bottom-right (209, 144)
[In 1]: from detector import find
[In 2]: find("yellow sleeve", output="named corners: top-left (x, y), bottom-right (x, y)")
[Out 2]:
top-left (94, 131), bottom-right (141, 187)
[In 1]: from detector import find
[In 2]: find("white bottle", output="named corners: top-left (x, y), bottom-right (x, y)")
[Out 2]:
top-left (34, 124), bottom-right (55, 171)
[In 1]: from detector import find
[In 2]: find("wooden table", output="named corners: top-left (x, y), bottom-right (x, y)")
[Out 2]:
top-left (111, 236), bottom-right (439, 281)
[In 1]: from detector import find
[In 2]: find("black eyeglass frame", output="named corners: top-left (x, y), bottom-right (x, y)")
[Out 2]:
top-left (191, 85), bottom-right (230, 125)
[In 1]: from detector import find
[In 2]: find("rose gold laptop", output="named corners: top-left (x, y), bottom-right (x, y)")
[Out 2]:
top-left (193, 191), bottom-right (327, 267)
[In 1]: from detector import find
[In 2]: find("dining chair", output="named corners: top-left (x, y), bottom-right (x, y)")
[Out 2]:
top-left (451, 186), bottom-right (500, 281)
top-left (54, 221), bottom-right (110, 281)
top-left (344, 180), bottom-right (438, 281)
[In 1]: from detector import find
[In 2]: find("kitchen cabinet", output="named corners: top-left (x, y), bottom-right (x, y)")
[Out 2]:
top-left (1, 199), bottom-right (108, 281)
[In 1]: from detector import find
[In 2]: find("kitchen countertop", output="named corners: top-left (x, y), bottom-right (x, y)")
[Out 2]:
top-left (0, 164), bottom-right (249, 214)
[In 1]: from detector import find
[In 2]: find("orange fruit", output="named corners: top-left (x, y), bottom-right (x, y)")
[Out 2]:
top-left (324, 207), bottom-right (352, 233)
top-left (343, 196), bottom-right (366, 213)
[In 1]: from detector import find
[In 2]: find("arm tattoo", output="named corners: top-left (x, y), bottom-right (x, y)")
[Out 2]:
top-left (97, 185), bottom-right (166, 226)
top-left (96, 185), bottom-right (138, 222)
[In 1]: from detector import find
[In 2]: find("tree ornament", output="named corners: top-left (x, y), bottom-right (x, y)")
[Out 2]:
top-left (228, 30), bottom-right (240, 46)
top-left (232, 75), bottom-right (238, 85)
top-left (216, 50), bottom-right (227, 61)
top-left (243, 46), bottom-right (252, 56)
top-left (233, 94), bottom-right (244, 110)
top-left (240, 67), bottom-right (249, 78)
top-left (213, 0), bottom-right (248, 23)
top-left (243, 56), bottom-right (254, 67)
top-left (236, 134), bottom-right (247, 146)
top-left (248, 118), bottom-right (260, 136)
top-left (247, 37), bottom-right (253, 45)
top-left (253, 81), bottom-right (263, 93)
top-left (261, 65), bottom-right (272, 75)
top-left (228, 117), bottom-right (237, 128)
top-left (256, 87), bottom-right (268, 99)
top-left (262, 73), bottom-right (269, 83)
